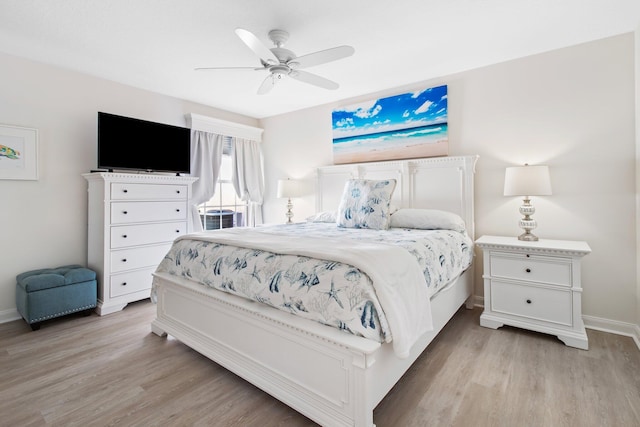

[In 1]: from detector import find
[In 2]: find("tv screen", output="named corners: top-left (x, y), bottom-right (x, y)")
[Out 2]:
top-left (98, 112), bottom-right (191, 174)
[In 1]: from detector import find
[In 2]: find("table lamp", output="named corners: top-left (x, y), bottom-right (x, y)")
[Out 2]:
top-left (504, 164), bottom-right (552, 241)
top-left (277, 178), bottom-right (301, 224)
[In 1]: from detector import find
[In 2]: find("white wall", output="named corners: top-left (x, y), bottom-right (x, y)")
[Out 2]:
top-left (261, 107), bottom-right (334, 224)
top-left (261, 33), bottom-right (638, 330)
top-left (636, 24), bottom-right (640, 333)
top-left (0, 52), bottom-right (258, 321)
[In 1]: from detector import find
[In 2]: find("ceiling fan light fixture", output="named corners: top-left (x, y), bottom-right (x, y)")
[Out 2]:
top-left (270, 65), bottom-right (290, 75)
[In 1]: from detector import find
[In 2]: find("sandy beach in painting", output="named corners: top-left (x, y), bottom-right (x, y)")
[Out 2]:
top-left (333, 140), bottom-right (448, 164)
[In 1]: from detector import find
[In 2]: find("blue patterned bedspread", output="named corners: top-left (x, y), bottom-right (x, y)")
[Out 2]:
top-left (155, 223), bottom-right (473, 345)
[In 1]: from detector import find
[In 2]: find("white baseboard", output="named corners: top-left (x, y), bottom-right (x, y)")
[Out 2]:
top-left (0, 308), bottom-right (21, 324)
top-left (472, 295), bottom-right (485, 308)
top-left (473, 296), bottom-right (640, 351)
top-left (583, 315), bottom-right (640, 351)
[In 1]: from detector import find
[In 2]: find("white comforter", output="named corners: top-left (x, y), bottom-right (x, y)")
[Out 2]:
top-left (171, 228), bottom-right (433, 358)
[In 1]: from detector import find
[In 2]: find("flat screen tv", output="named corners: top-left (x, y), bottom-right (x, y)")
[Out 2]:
top-left (97, 112), bottom-right (191, 174)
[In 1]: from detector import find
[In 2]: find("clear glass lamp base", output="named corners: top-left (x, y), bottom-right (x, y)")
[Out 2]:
top-left (285, 198), bottom-right (294, 224)
top-left (518, 231), bottom-right (539, 241)
top-left (517, 198), bottom-right (539, 241)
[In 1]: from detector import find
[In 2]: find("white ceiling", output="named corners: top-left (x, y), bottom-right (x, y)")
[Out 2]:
top-left (1, 0), bottom-right (638, 119)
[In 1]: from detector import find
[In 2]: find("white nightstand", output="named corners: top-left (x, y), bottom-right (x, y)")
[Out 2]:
top-left (476, 235), bottom-right (591, 350)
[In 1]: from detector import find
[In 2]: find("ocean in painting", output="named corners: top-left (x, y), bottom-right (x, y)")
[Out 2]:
top-left (331, 84), bottom-right (448, 164)
top-left (333, 123), bottom-right (448, 157)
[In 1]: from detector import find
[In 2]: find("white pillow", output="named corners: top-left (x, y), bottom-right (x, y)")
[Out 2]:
top-left (336, 179), bottom-right (397, 230)
top-left (306, 211), bottom-right (337, 223)
top-left (390, 208), bottom-right (466, 232)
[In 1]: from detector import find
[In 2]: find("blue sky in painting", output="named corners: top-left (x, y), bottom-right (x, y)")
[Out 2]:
top-left (332, 85), bottom-right (447, 140)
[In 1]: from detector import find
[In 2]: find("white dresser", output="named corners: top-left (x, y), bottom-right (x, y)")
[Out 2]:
top-left (476, 235), bottom-right (591, 349)
top-left (83, 173), bottom-right (197, 315)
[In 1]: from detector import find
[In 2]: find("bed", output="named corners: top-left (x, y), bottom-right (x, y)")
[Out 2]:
top-left (151, 155), bottom-right (478, 427)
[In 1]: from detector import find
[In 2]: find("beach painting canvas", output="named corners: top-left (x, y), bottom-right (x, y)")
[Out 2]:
top-left (332, 85), bottom-right (448, 164)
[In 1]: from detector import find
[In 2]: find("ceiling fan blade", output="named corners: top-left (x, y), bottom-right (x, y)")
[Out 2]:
top-left (289, 70), bottom-right (339, 90)
top-left (292, 45), bottom-right (355, 69)
top-left (235, 28), bottom-right (279, 65)
top-left (195, 66), bottom-right (263, 71)
top-left (257, 74), bottom-right (277, 95)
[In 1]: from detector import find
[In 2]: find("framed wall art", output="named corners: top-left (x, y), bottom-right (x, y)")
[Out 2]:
top-left (332, 84), bottom-right (448, 164)
top-left (0, 124), bottom-right (39, 180)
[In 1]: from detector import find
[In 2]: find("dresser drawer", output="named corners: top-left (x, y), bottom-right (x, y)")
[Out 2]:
top-left (110, 243), bottom-right (172, 273)
top-left (111, 201), bottom-right (187, 224)
top-left (111, 183), bottom-right (188, 200)
top-left (111, 222), bottom-right (185, 248)
top-left (490, 280), bottom-right (572, 326)
top-left (110, 268), bottom-right (155, 298)
top-left (490, 253), bottom-right (572, 287)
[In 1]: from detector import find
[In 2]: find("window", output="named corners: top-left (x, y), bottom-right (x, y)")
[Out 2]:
top-left (198, 140), bottom-right (247, 230)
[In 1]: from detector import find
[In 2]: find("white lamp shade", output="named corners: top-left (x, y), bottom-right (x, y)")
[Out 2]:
top-left (504, 165), bottom-right (552, 196)
top-left (277, 179), bottom-right (301, 198)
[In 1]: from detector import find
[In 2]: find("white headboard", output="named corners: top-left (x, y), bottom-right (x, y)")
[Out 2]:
top-left (316, 155), bottom-right (479, 238)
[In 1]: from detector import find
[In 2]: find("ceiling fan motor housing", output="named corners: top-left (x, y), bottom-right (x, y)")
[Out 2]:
top-left (268, 29), bottom-right (290, 47)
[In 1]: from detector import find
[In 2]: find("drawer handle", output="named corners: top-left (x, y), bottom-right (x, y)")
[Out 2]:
top-left (526, 299), bottom-right (532, 304)
top-left (122, 282), bottom-right (127, 286)
top-left (176, 209), bottom-right (180, 212)
top-left (123, 189), bottom-right (128, 193)
top-left (176, 229), bottom-right (180, 233)
top-left (526, 254), bottom-right (530, 258)
top-left (176, 190), bottom-right (181, 194)
top-left (525, 268), bottom-right (531, 273)
top-left (123, 211), bottom-right (128, 215)
top-left (122, 235), bottom-right (127, 238)
top-left (122, 259), bottom-right (127, 262)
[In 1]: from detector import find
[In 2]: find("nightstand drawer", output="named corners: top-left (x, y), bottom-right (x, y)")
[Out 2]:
top-left (490, 253), bottom-right (572, 286)
top-left (491, 280), bottom-right (572, 326)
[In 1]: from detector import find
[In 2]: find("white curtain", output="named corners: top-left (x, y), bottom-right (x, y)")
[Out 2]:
top-left (231, 138), bottom-right (265, 227)
top-left (189, 130), bottom-right (224, 232)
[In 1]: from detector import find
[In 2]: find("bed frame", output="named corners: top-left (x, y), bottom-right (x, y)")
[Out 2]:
top-left (151, 155), bottom-right (478, 427)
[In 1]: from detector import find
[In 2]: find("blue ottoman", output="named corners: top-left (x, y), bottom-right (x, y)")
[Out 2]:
top-left (16, 264), bottom-right (97, 330)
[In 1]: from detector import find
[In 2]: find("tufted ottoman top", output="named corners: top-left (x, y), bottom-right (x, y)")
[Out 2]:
top-left (16, 265), bottom-right (97, 292)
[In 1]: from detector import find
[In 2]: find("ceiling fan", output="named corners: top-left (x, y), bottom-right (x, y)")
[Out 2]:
top-left (196, 28), bottom-right (355, 95)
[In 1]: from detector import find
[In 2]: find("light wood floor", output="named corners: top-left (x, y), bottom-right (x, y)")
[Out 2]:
top-left (1, 300), bottom-right (639, 427)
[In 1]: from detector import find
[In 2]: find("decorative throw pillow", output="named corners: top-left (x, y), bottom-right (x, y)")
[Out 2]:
top-left (306, 211), bottom-right (337, 223)
top-left (390, 208), bottom-right (466, 232)
top-left (336, 179), bottom-right (397, 230)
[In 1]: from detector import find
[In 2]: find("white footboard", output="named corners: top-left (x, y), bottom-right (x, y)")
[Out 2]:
top-left (152, 272), bottom-right (384, 427)
top-left (151, 270), bottom-right (472, 427)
